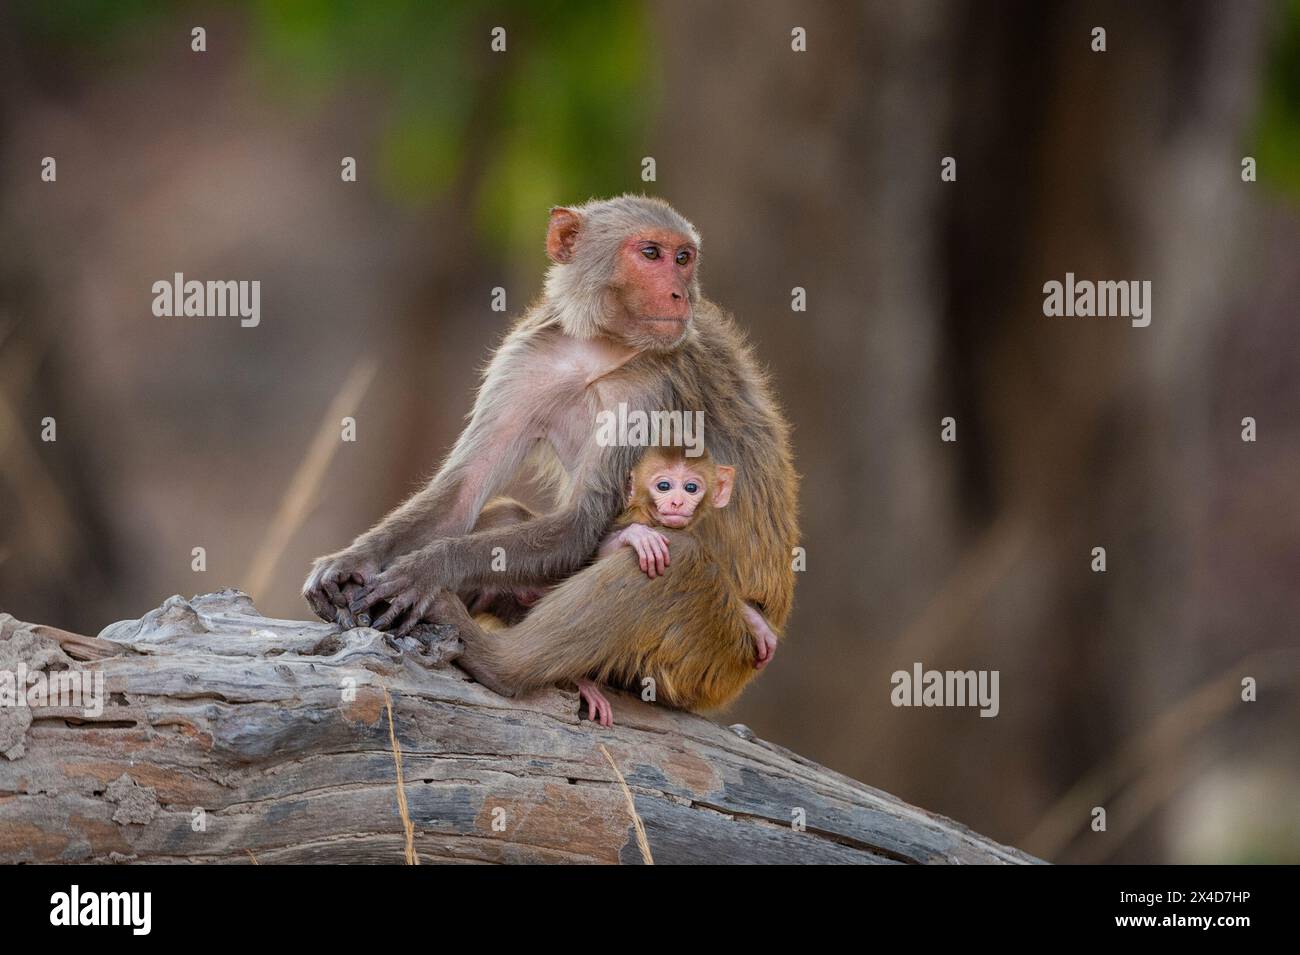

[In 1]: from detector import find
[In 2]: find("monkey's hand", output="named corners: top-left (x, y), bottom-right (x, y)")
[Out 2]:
top-left (303, 550), bottom-right (381, 628)
top-left (348, 545), bottom-right (449, 636)
top-left (742, 603), bottom-right (779, 670)
top-left (619, 523), bottom-right (671, 579)
top-left (577, 678), bottom-right (614, 727)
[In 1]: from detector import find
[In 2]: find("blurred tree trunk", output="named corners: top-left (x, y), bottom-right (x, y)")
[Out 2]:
top-left (656, 0), bottom-right (961, 809)
top-left (657, 0), bottom-right (1269, 861)
top-left (0, 14), bottom-right (120, 632)
top-left (942, 0), bottom-right (1268, 861)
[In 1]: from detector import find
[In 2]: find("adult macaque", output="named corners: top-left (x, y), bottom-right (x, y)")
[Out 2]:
top-left (303, 195), bottom-right (797, 711)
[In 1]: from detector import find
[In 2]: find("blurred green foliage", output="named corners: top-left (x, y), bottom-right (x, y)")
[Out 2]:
top-left (247, 1), bottom-right (657, 253)
top-left (1255, 0), bottom-right (1300, 200)
top-left (17, 0), bottom-right (1299, 222)
top-left (14, 0), bottom-right (656, 256)
top-left (12, 0), bottom-right (164, 49)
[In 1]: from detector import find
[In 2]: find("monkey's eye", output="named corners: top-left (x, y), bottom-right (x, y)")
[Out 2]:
top-left (656, 481), bottom-right (671, 492)
top-left (641, 246), bottom-right (660, 260)
top-left (676, 250), bottom-right (692, 266)
top-left (684, 482), bottom-right (699, 494)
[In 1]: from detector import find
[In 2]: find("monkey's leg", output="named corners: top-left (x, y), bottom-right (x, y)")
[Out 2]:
top-left (459, 497), bottom-right (548, 625)
top-left (440, 557), bottom-right (644, 703)
top-left (432, 579), bottom-right (625, 724)
top-left (472, 496), bottom-right (538, 531)
top-left (461, 499), bottom-right (536, 617)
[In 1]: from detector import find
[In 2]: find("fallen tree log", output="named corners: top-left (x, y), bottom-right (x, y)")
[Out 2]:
top-left (0, 590), bottom-right (1039, 864)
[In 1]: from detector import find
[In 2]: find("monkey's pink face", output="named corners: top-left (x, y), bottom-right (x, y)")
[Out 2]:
top-left (611, 229), bottom-right (698, 349)
top-left (645, 464), bottom-right (710, 527)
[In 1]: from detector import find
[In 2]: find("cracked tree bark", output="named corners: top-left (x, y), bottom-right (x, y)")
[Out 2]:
top-left (0, 590), bottom-right (1039, 864)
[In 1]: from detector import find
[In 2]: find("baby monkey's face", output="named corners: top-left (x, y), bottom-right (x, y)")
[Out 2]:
top-left (645, 463), bottom-right (709, 528)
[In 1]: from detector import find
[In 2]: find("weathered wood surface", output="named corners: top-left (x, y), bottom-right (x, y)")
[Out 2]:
top-left (0, 590), bottom-right (1039, 864)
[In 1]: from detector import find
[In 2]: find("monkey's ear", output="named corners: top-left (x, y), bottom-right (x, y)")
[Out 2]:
top-left (711, 466), bottom-right (736, 508)
top-left (546, 207), bottom-right (583, 263)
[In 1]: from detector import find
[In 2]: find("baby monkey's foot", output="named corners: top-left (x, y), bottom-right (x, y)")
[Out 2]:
top-left (577, 678), bottom-right (614, 727)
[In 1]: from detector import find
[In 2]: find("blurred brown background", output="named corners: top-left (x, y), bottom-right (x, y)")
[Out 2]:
top-left (2, 0), bottom-right (1298, 862)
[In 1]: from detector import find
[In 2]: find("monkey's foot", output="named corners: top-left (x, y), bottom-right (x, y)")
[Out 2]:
top-left (576, 678), bottom-right (614, 727)
top-left (394, 621), bottom-right (463, 668)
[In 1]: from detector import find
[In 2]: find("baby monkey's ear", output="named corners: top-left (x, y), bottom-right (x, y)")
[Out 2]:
top-left (711, 466), bottom-right (736, 508)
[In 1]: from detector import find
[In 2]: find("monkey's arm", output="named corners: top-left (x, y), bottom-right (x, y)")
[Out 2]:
top-left (303, 335), bottom-right (546, 624)
top-left (354, 465), bottom-right (627, 634)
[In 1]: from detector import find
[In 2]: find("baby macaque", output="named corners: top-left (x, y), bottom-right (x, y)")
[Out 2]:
top-left (450, 447), bottom-right (779, 727)
top-left (565, 447), bottom-right (777, 724)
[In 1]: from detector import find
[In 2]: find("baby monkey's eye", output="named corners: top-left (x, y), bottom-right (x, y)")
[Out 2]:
top-left (641, 246), bottom-right (660, 260)
top-left (656, 481), bottom-right (671, 492)
top-left (684, 482), bottom-right (699, 494)
top-left (676, 250), bottom-right (692, 266)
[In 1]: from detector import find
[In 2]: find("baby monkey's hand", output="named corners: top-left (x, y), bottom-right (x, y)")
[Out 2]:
top-left (620, 523), bottom-right (671, 578)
